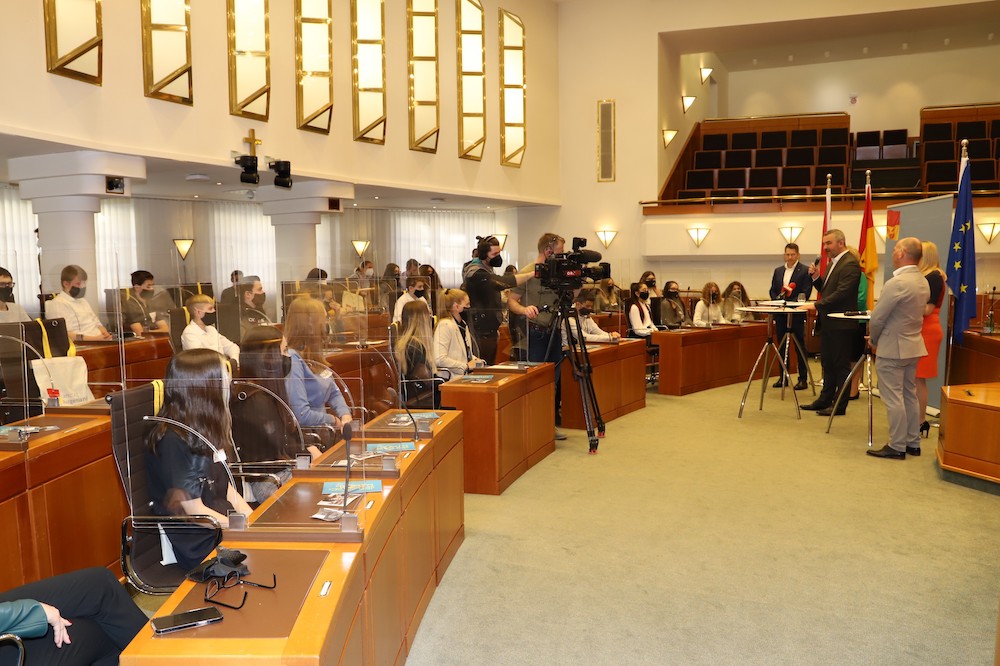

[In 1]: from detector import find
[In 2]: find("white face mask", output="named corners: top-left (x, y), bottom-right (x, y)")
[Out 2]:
top-left (365, 268), bottom-right (374, 277)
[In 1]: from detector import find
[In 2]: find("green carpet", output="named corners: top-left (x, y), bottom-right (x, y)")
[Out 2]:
top-left (407, 367), bottom-right (1000, 665)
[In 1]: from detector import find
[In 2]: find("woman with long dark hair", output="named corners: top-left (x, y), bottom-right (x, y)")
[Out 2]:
top-left (396, 300), bottom-right (440, 408)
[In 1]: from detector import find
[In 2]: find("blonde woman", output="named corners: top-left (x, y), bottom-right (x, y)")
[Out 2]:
top-left (434, 288), bottom-right (483, 377)
top-left (594, 278), bottom-right (622, 313)
top-left (916, 241), bottom-right (946, 438)
top-left (693, 282), bottom-right (724, 327)
top-left (181, 294), bottom-right (240, 362)
top-left (395, 300), bottom-right (440, 408)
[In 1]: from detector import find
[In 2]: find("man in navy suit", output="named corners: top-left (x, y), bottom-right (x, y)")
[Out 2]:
top-left (769, 243), bottom-right (813, 390)
top-left (800, 229), bottom-right (862, 416)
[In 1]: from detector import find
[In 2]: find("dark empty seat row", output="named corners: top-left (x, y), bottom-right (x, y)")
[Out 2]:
top-left (701, 126), bottom-right (850, 151)
top-left (923, 138), bottom-right (998, 161)
top-left (692, 146), bottom-right (848, 170)
top-left (852, 129), bottom-right (908, 160)
top-left (923, 119), bottom-right (1000, 143)
top-left (925, 159), bottom-right (1000, 184)
top-left (685, 166), bottom-right (846, 190)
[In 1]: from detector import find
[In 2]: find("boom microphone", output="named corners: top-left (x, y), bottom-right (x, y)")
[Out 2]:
top-left (576, 248), bottom-right (603, 264)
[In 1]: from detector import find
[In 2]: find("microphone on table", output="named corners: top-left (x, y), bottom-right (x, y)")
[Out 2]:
top-left (341, 422), bottom-right (353, 518)
top-left (780, 282), bottom-right (797, 299)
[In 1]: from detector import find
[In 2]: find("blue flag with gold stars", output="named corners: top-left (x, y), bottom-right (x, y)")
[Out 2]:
top-left (946, 159), bottom-right (976, 344)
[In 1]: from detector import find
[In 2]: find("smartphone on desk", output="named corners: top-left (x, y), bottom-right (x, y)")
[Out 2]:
top-left (151, 606), bottom-right (223, 634)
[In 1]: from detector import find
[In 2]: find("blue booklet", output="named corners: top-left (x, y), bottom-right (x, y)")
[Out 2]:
top-left (322, 480), bottom-right (383, 494)
top-left (366, 441), bottom-right (417, 453)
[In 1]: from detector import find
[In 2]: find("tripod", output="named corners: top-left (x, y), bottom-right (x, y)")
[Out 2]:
top-left (548, 291), bottom-right (605, 453)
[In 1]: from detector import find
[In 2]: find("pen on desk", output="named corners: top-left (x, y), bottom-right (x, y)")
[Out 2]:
top-left (319, 581), bottom-right (332, 597)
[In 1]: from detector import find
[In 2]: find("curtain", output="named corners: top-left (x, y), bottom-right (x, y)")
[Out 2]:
top-left (202, 200), bottom-right (277, 315)
top-left (0, 185), bottom-right (41, 316)
top-left (388, 210), bottom-right (495, 288)
top-left (95, 197), bottom-right (138, 293)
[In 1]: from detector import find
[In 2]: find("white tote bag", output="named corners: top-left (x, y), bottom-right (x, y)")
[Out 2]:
top-left (31, 356), bottom-right (96, 406)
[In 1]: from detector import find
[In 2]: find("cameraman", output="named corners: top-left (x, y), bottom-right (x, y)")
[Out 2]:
top-left (462, 235), bottom-right (533, 364)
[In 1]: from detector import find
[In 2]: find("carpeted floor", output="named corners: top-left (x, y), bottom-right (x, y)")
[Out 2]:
top-left (406, 366), bottom-right (1000, 665)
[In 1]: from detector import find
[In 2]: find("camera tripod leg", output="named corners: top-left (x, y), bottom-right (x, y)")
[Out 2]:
top-left (557, 307), bottom-right (604, 453)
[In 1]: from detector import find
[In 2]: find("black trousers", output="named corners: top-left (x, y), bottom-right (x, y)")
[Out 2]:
top-left (474, 330), bottom-right (499, 366)
top-left (817, 326), bottom-right (854, 407)
top-left (0, 567), bottom-right (147, 666)
top-left (775, 314), bottom-right (808, 382)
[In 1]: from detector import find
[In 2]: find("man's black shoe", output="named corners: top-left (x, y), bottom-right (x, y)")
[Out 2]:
top-left (793, 380), bottom-right (809, 391)
top-left (772, 378), bottom-right (788, 388)
top-left (867, 445), bottom-right (906, 459)
top-left (800, 401), bottom-right (830, 411)
top-left (816, 406), bottom-right (846, 416)
top-left (906, 446), bottom-right (921, 456)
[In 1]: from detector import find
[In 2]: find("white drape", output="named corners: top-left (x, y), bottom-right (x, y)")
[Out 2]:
top-left (95, 197), bottom-right (138, 293)
top-left (388, 210), bottom-right (495, 287)
top-left (202, 200), bottom-right (277, 316)
top-left (0, 185), bottom-right (41, 317)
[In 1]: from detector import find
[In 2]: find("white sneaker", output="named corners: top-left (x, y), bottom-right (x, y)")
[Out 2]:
top-left (554, 429), bottom-right (567, 441)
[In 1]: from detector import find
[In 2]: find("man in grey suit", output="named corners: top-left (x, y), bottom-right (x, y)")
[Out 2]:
top-left (866, 237), bottom-right (930, 459)
top-left (800, 229), bottom-right (862, 416)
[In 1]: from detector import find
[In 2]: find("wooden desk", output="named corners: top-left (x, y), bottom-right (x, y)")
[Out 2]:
top-left (948, 331), bottom-right (1000, 386)
top-left (653, 323), bottom-right (772, 395)
top-left (78, 336), bottom-right (174, 398)
top-left (559, 339), bottom-right (646, 430)
top-left (440, 365), bottom-right (555, 495)
top-left (123, 411), bottom-right (464, 665)
top-left (938, 382), bottom-right (1000, 483)
top-left (0, 414), bottom-right (129, 591)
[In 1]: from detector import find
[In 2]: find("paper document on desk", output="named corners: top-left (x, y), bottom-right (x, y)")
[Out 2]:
top-left (367, 441), bottom-right (417, 453)
top-left (317, 492), bottom-right (364, 508)
top-left (386, 412), bottom-right (439, 427)
top-left (311, 508), bottom-right (344, 522)
top-left (459, 374), bottom-right (493, 383)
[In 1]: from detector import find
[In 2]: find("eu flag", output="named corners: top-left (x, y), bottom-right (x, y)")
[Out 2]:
top-left (946, 159), bottom-right (976, 344)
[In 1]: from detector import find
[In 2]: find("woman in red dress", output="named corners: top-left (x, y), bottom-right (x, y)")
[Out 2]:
top-left (916, 241), bottom-right (946, 438)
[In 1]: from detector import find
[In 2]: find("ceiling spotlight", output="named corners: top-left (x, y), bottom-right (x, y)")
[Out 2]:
top-left (269, 160), bottom-right (292, 189)
top-left (235, 155), bottom-right (259, 185)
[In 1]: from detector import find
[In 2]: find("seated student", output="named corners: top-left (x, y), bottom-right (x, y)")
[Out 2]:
top-left (282, 299), bottom-right (353, 429)
top-left (660, 281), bottom-right (691, 328)
top-left (594, 278), bottom-right (622, 313)
top-left (693, 282), bottom-right (725, 327)
top-left (0, 567), bottom-right (146, 666)
top-left (721, 280), bottom-right (753, 323)
top-left (433, 288), bottom-right (484, 377)
top-left (181, 294), bottom-right (240, 362)
top-left (145, 349), bottom-right (253, 570)
top-left (379, 263), bottom-right (403, 313)
top-left (563, 292), bottom-right (621, 345)
top-left (392, 275), bottom-right (431, 324)
top-left (235, 326), bottom-right (324, 500)
top-left (0, 267), bottom-right (30, 323)
top-left (627, 282), bottom-right (658, 339)
top-left (123, 270), bottom-right (169, 335)
top-left (44, 265), bottom-right (113, 342)
top-left (638, 271), bottom-right (663, 298)
top-left (396, 300), bottom-right (442, 408)
top-left (236, 275), bottom-right (271, 341)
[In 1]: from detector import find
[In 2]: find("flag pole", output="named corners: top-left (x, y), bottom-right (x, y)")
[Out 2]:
top-left (944, 139), bottom-right (970, 387)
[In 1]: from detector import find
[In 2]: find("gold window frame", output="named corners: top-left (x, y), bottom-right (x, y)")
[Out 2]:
top-left (456, 0), bottom-right (485, 160)
top-left (140, 0), bottom-right (193, 105)
top-left (352, 0), bottom-right (387, 144)
top-left (408, 0), bottom-right (440, 153)
top-left (43, 0), bottom-right (103, 85)
top-left (295, 0), bottom-right (334, 133)
top-left (499, 9), bottom-right (525, 167)
top-left (227, 0), bottom-right (271, 121)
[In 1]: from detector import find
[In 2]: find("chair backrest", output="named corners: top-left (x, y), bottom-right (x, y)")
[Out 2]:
top-left (167, 307), bottom-right (190, 353)
top-left (216, 303), bottom-right (241, 344)
top-left (0, 318), bottom-right (72, 406)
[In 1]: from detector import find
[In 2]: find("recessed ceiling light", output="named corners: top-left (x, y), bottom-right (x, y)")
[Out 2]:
top-left (215, 182), bottom-right (222, 186)
top-left (373, 195), bottom-right (379, 200)
top-left (353, 203), bottom-right (358, 207)
top-left (193, 194), bottom-right (199, 198)
top-left (486, 205), bottom-right (491, 209)
top-left (185, 173), bottom-right (210, 182)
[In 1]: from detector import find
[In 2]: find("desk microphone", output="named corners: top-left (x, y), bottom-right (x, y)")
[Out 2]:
top-left (341, 422), bottom-right (353, 515)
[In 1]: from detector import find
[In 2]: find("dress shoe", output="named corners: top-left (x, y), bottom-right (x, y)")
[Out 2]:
top-left (816, 406), bottom-right (846, 416)
top-left (793, 380), bottom-right (809, 391)
top-left (554, 429), bottom-right (567, 441)
top-left (906, 446), bottom-right (921, 456)
top-left (800, 401), bottom-right (830, 411)
top-left (867, 444), bottom-right (906, 459)
top-left (772, 378), bottom-right (788, 388)
top-left (848, 393), bottom-right (860, 401)
top-left (919, 421), bottom-right (930, 438)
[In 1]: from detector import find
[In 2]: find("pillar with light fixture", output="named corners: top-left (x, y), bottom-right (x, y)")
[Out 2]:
top-left (173, 238), bottom-right (194, 283)
top-left (687, 227), bottom-right (709, 247)
top-left (596, 230), bottom-right (617, 249)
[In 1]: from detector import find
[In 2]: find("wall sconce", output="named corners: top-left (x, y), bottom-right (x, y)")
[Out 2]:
top-left (977, 222), bottom-right (1000, 244)
top-left (874, 225), bottom-right (888, 241)
top-left (493, 233), bottom-right (508, 250)
top-left (235, 155), bottom-right (259, 184)
top-left (778, 226), bottom-right (803, 244)
top-left (700, 67), bottom-right (713, 83)
top-left (687, 227), bottom-right (709, 247)
top-left (596, 230), bottom-right (617, 249)
top-left (173, 239), bottom-right (194, 283)
top-left (661, 129), bottom-right (677, 148)
top-left (269, 160), bottom-right (292, 189)
top-left (682, 96), bottom-right (696, 113)
top-left (351, 240), bottom-right (370, 257)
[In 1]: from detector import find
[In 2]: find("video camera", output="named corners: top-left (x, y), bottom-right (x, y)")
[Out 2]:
top-left (535, 237), bottom-right (611, 291)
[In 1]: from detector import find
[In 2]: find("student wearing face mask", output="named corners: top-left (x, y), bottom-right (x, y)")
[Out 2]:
top-left (419, 264), bottom-right (441, 314)
top-left (181, 294), bottom-right (240, 362)
top-left (351, 260), bottom-right (375, 289)
top-left (123, 270), bottom-right (170, 335)
top-left (237, 275), bottom-right (271, 340)
top-left (46, 265), bottom-right (113, 341)
top-left (564, 291), bottom-right (621, 345)
top-left (638, 271), bottom-right (663, 299)
top-left (463, 235), bottom-right (533, 365)
top-left (660, 281), bottom-right (691, 328)
top-left (693, 281), bottom-right (724, 327)
top-left (0, 267), bottom-right (30, 323)
top-left (627, 282), bottom-right (658, 338)
top-left (393, 276), bottom-right (432, 324)
top-left (380, 263), bottom-right (403, 312)
top-left (434, 288), bottom-right (484, 377)
top-left (594, 278), bottom-right (621, 313)
top-left (721, 280), bottom-right (753, 323)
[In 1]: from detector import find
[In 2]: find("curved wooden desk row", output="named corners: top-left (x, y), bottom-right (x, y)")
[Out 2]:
top-left (559, 339), bottom-right (647, 430)
top-left (652, 323), bottom-right (773, 396)
top-left (121, 410), bottom-right (465, 666)
top-left (0, 414), bottom-right (128, 591)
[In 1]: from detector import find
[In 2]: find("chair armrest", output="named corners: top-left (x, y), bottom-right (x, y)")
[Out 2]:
top-left (231, 471), bottom-right (283, 487)
top-left (0, 633), bottom-right (24, 665)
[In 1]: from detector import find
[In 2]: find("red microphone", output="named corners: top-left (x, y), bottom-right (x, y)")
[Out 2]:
top-left (780, 282), bottom-right (796, 298)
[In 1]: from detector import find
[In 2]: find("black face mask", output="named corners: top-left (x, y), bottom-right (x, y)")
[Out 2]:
top-left (666, 290), bottom-right (680, 299)
top-left (645, 280), bottom-right (656, 288)
top-left (0, 286), bottom-right (13, 302)
top-left (252, 293), bottom-right (266, 308)
top-left (639, 292), bottom-right (649, 300)
top-left (69, 286), bottom-right (86, 299)
top-left (710, 293), bottom-right (719, 303)
top-left (203, 312), bottom-right (218, 327)
top-left (414, 289), bottom-right (426, 299)
top-left (489, 255), bottom-right (503, 268)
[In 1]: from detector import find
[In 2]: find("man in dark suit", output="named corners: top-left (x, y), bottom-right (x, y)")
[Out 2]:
top-left (866, 237), bottom-right (929, 459)
top-left (768, 242), bottom-right (813, 389)
top-left (800, 229), bottom-right (862, 416)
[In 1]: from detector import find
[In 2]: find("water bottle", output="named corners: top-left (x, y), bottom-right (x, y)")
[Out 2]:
top-left (985, 310), bottom-right (995, 335)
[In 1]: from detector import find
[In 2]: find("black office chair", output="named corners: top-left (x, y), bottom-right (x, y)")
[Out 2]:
top-left (0, 318), bottom-right (74, 424)
top-left (167, 307), bottom-right (190, 353)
